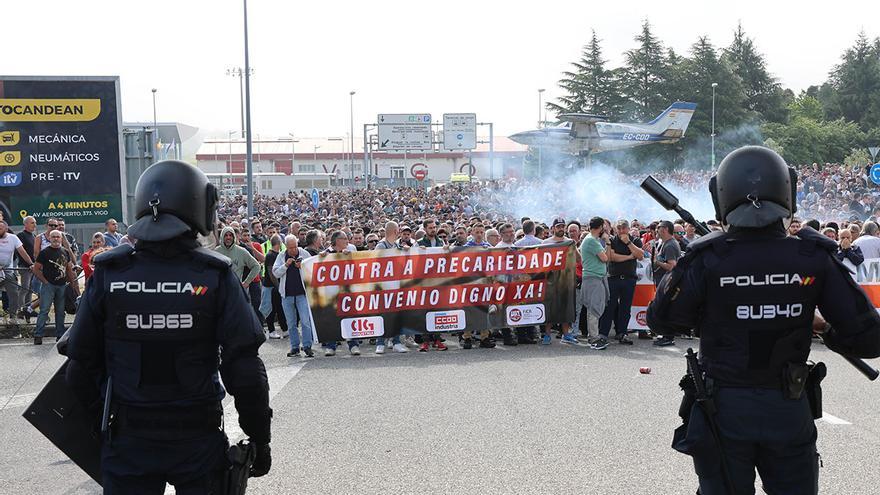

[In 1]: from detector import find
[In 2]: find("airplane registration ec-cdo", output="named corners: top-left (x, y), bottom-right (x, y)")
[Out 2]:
top-left (509, 101), bottom-right (697, 162)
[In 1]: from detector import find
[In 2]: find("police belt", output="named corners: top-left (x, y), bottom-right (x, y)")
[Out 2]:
top-left (115, 403), bottom-right (223, 432)
top-left (607, 273), bottom-right (638, 280)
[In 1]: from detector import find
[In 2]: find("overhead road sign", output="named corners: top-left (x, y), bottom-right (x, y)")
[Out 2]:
top-left (442, 113), bottom-right (477, 150)
top-left (378, 113), bottom-right (432, 151)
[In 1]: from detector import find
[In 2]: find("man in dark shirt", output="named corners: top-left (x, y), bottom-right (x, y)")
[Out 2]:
top-left (261, 234), bottom-right (288, 339)
top-left (32, 230), bottom-right (78, 344)
top-left (16, 215), bottom-right (38, 318)
top-left (598, 220), bottom-right (644, 345)
top-left (651, 221), bottom-right (681, 347)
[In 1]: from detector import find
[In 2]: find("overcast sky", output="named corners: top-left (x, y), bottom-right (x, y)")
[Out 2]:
top-left (5, 0), bottom-right (877, 143)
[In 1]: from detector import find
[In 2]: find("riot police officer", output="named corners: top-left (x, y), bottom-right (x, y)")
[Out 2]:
top-left (647, 146), bottom-right (880, 495)
top-left (65, 160), bottom-right (272, 493)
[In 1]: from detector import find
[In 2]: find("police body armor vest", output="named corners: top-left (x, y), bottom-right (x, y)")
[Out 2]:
top-left (97, 246), bottom-right (229, 407)
top-left (692, 229), bottom-right (829, 388)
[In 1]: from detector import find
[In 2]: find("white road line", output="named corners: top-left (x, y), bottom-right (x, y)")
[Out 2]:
top-left (223, 361), bottom-right (307, 441)
top-left (819, 412), bottom-right (852, 425)
top-left (0, 342), bottom-right (34, 347)
top-left (165, 362), bottom-right (307, 495)
top-left (0, 392), bottom-right (38, 410)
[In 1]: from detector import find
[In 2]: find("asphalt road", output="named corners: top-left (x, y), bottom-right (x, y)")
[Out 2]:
top-left (2, 335), bottom-right (879, 494)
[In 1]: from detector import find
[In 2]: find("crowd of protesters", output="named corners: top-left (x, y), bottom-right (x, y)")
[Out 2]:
top-left (1, 160), bottom-right (877, 349)
top-left (203, 160), bottom-right (878, 357)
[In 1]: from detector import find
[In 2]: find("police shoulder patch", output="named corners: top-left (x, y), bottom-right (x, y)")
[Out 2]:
top-left (794, 225), bottom-right (838, 253)
top-left (191, 247), bottom-right (233, 269)
top-left (683, 230), bottom-right (728, 253)
top-left (93, 244), bottom-right (135, 267)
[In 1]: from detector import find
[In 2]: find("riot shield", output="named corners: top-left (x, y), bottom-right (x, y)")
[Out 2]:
top-left (21, 359), bottom-right (102, 485)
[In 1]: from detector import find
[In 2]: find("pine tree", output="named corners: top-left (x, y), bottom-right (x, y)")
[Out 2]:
top-left (826, 31), bottom-right (880, 130)
top-left (722, 22), bottom-right (784, 121)
top-left (549, 30), bottom-right (617, 118)
top-left (623, 20), bottom-right (668, 120)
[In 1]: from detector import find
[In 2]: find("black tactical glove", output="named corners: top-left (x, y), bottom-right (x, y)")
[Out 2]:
top-left (250, 442), bottom-right (271, 477)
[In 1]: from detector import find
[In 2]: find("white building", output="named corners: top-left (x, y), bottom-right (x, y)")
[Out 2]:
top-left (195, 137), bottom-right (526, 196)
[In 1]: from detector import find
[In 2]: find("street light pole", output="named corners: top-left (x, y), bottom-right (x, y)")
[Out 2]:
top-left (537, 88), bottom-right (545, 128)
top-left (537, 89), bottom-right (545, 179)
top-left (242, 0), bottom-right (254, 217)
top-left (349, 91), bottom-right (356, 188)
top-left (151, 88), bottom-right (157, 131)
top-left (288, 132), bottom-right (296, 174)
top-left (711, 82), bottom-right (718, 169)
top-left (151, 88), bottom-right (159, 159)
top-left (314, 145), bottom-right (321, 163)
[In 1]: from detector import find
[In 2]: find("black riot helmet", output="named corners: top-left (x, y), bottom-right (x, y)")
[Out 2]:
top-left (709, 146), bottom-right (797, 228)
top-left (127, 160), bottom-right (218, 242)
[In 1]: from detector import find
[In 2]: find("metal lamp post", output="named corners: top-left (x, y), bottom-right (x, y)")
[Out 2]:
top-left (537, 88), bottom-right (545, 179)
top-left (242, 0), bottom-right (255, 217)
top-left (349, 91), bottom-right (356, 188)
top-left (287, 132), bottom-right (296, 173)
top-left (711, 82), bottom-right (718, 168)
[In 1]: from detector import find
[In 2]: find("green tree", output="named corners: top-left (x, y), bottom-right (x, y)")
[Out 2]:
top-left (549, 30), bottom-right (619, 118)
top-left (679, 37), bottom-right (749, 160)
top-left (788, 94), bottom-right (824, 121)
top-left (623, 20), bottom-right (669, 120)
top-left (722, 22), bottom-right (787, 122)
top-left (825, 31), bottom-right (880, 129)
top-left (762, 117), bottom-right (865, 164)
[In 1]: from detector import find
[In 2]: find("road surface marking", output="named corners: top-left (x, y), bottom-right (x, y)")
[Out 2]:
top-left (0, 392), bottom-right (38, 410)
top-left (819, 412), bottom-right (851, 425)
top-left (224, 361), bottom-right (307, 441)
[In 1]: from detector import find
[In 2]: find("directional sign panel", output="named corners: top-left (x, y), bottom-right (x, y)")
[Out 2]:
top-left (443, 113), bottom-right (477, 150)
top-left (377, 114), bottom-right (432, 151)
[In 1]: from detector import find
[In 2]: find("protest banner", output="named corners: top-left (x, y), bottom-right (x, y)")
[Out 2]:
top-left (627, 256), bottom-right (880, 331)
top-left (300, 241), bottom-right (578, 342)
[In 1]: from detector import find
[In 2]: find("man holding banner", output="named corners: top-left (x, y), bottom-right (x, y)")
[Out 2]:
top-left (298, 230), bottom-right (578, 346)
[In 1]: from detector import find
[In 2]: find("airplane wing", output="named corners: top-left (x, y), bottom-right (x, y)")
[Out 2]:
top-left (558, 113), bottom-right (607, 140)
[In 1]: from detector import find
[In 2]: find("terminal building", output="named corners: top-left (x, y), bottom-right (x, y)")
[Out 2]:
top-left (195, 136), bottom-right (527, 196)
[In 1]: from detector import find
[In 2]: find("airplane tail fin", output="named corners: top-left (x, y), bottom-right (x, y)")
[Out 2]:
top-left (647, 102), bottom-right (697, 139)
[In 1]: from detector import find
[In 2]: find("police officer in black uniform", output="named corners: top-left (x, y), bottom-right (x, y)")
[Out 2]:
top-left (647, 146), bottom-right (880, 495)
top-left (64, 160), bottom-right (272, 494)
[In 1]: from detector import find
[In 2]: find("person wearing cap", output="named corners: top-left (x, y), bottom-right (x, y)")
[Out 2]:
top-left (649, 220), bottom-right (680, 347)
top-left (540, 218), bottom-right (575, 345)
top-left (414, 219), bottom-right (448, 352)
top-left (581, 217), bottom-right (611, 349)
top-left (397, 225), bottom-right (415, 249)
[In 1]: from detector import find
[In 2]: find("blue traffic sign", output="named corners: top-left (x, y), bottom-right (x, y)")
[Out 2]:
top-left (871, 163), bottom-right (880, 185)
top-left (311, 188), bottom-right (320, 209)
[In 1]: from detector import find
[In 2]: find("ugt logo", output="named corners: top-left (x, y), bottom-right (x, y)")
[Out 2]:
top-left (508, 308), bottom-right (522, 323)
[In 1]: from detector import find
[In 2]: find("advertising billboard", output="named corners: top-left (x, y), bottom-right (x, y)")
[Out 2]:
top-left (0, 76), bottom-right (125, 225)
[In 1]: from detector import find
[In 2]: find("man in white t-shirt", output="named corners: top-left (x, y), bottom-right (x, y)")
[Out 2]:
top-left (854, 221), bottom-right (880, 259)
top-left (0, 221), bottom-right (34, 326)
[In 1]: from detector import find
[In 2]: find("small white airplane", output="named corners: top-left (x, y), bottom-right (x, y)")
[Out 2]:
top-left (509, 101), bottom-right (697, 160)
